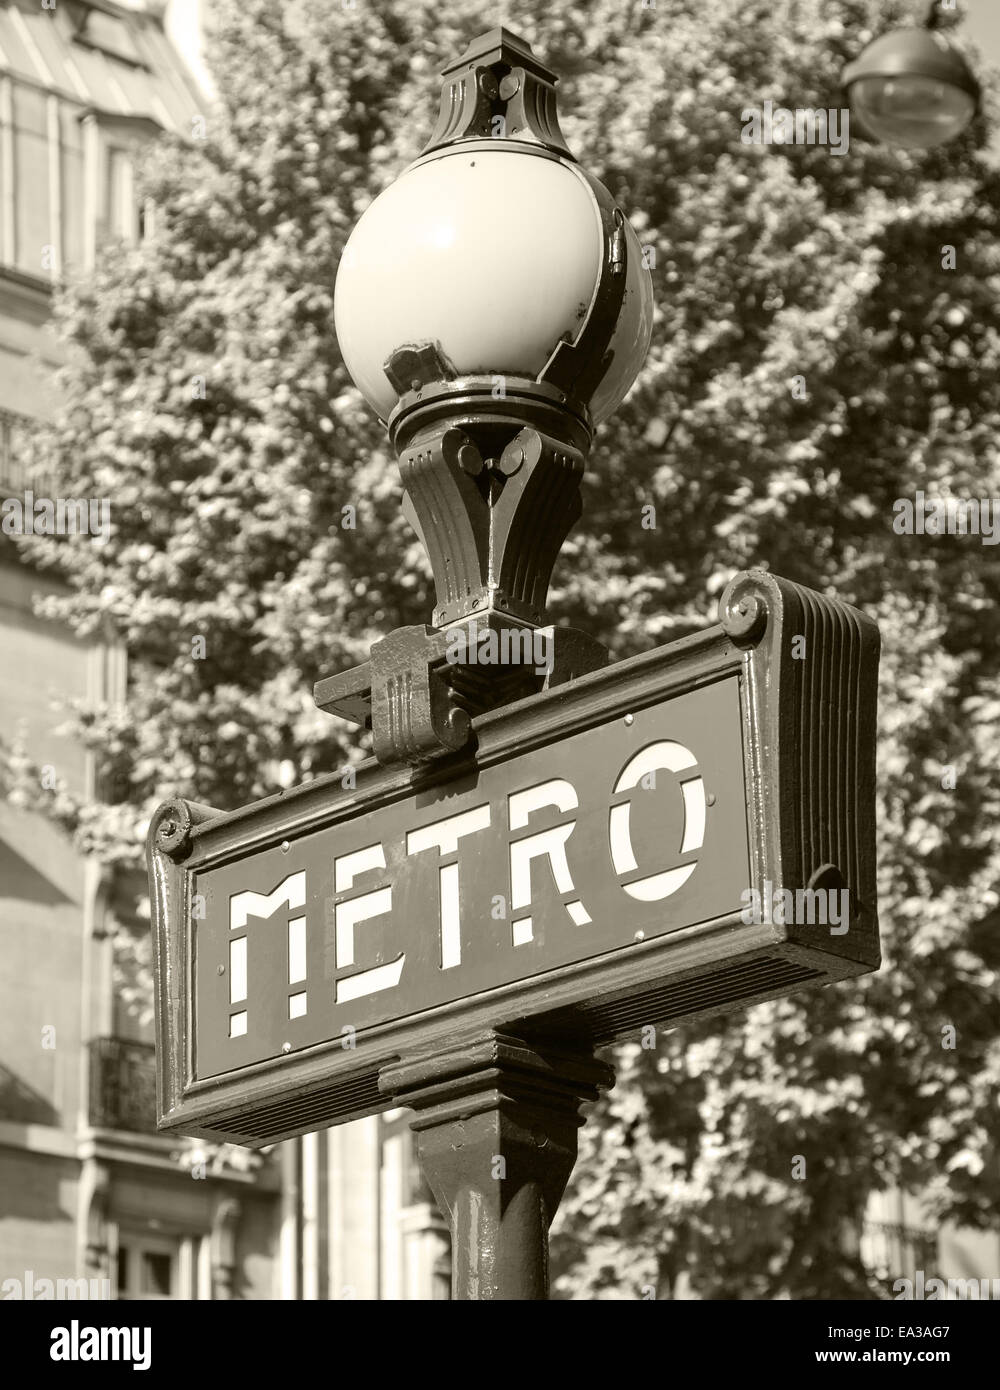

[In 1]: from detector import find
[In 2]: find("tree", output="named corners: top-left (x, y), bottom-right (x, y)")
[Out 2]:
top-left (6, 0), bottom-right (1000, 1299)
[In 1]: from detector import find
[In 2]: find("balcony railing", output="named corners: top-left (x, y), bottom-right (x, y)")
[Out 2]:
top-left (88, 1036), bottom-right (157, 1135)
top-left (861, 1219), bottom-right (939, 1280)
top-left (0, 407), bottom-right (54, 500)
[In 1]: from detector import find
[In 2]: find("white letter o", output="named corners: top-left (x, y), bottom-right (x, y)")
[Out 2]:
top-left (609, 741), bottom-right (705, 901)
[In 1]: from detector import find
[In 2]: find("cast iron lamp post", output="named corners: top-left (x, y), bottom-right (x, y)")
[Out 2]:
top-left (321, 23), bottom-right (653, 1300)
top-left (322, 26), bottom-right (653, 767)
top-left (843, 0), bottom-right (979, 149)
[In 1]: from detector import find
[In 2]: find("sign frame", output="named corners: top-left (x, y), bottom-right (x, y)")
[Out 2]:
top-left (148, 569), bottom-right (880, 1146)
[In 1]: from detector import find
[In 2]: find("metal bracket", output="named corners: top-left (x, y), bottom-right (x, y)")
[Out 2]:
top-left (314, 617), bottom-right (608, 768)
top-left (369, 625), bottom-right (472, 766)
top-left (538, 178), bottom-right (629, 407)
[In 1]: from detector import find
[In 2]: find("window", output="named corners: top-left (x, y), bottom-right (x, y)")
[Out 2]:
top-left (0, 411), bottom-right (26, 495)
top-left (116, 1234), bottom-right (179, 1300)
top-left (381, 1109), bottom-right (434, 1206)
top-left (106, 146), bottom-right (136, 241)
top-left (0, 409), bottom-right (52, 499)
top-left (73, 11), bottom-right (147, 70)
top-left (100, 144), bottom-right (153, 247)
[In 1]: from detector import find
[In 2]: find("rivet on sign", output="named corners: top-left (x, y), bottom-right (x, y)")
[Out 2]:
top-left (624, 713), bottom-right (634, 726)
top-left (634, 930), bottom-right (645, 942)
top-left (282, 1042), bottom-right (292, 1054)
top-left (281, 840), bottom-right (290, 853)
top-left (217, 965), bottom-right (225, 975)
top-left (706, 792), bottom-right (716, 806)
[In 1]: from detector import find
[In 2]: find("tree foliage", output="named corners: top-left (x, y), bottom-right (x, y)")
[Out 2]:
top-left (7, 0), bottom-right (1000, 1298)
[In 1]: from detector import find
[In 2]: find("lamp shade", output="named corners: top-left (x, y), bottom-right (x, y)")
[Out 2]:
top-left (334, 145), bottom-right (654, 429)
top-left (843, 28), bottom-right (978, 149)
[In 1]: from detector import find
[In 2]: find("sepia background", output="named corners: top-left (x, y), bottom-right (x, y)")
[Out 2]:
top-left (1, 0), bottom-right (999, 1300)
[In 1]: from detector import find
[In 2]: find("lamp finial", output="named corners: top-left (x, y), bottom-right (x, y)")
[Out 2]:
top-left (423, 26), bottom-right (573, 158)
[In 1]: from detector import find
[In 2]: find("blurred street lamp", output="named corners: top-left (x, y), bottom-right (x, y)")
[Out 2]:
top-left (843, 0), bottom-right (979, 150)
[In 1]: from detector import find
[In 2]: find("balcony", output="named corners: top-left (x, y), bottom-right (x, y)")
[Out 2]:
top-left (0, 407), bottom-right (54, 520)
top-left (0, 408), bottom-right (32, 492)
top-left (88, 1036), bottom-right (157, 1135)
top-left (861, 1219), bottom-right (939, 1281)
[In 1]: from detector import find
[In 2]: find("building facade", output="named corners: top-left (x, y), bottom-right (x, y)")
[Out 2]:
top-left (0, 0), bottom-right (447, 1301)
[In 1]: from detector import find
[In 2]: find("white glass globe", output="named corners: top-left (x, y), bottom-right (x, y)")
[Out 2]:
top-left (334, 146), bottom-right (653, 426)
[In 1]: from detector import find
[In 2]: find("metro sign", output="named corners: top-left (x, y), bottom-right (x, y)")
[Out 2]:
top-left (197, 679), bottom-right (740, 1080)
top-left (149, 570), bottom-right (880, 1146)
